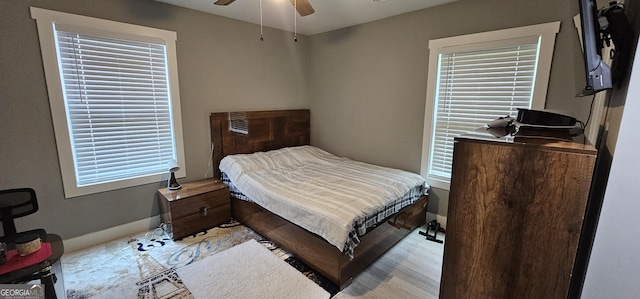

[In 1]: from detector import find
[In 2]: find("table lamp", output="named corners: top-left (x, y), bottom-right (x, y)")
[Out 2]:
top-left (167, 159), bottom-right (181, 190)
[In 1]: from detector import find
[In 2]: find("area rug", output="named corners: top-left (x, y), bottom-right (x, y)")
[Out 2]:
top-left (177, 239), bottom-right (329, 299)
top-left (62, 220), bottom-right (339, 299)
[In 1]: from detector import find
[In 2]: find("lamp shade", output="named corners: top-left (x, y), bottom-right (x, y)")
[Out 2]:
top-left (167, 159), bottom-right (181, 190)
top-left (168, 159), bottom-right (180, 173)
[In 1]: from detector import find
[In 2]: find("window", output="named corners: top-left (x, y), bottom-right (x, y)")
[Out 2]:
top-left (31, 7), bottom-right (185, 198)
top-left (420, 22), bottom-right (560, 190)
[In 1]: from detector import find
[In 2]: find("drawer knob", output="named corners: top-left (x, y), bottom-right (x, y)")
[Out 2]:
top-left (200, 207), bottom-right (208, 217)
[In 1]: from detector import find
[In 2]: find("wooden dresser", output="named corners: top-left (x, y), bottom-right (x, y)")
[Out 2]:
top-left (158, 178), bottom-right (230, 240)
top-left (439, 129), bottom-right (597, 299)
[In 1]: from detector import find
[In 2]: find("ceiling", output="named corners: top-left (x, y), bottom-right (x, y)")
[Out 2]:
top-left (155, 0), bottom-right (458, 35)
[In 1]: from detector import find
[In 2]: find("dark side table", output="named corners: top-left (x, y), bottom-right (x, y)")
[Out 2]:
top-left (158, 179), bottom-right (231, 240)
top-left (0, 234), bottom-right (64, 299)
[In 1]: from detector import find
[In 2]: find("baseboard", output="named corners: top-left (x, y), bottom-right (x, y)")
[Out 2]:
top-left (63, 215), bottom-right (161, 253)
top-left (426, 212), bottom-right (447, 230)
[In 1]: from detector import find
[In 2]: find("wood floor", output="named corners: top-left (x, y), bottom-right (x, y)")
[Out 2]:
top-left (49, 225), bottom-right (443, 298)
top-left (334, 226), bottom-right (445, 299)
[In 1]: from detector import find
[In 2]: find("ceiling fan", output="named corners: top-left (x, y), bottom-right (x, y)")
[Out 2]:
top-left (214, 0), bottom-right (315, 16)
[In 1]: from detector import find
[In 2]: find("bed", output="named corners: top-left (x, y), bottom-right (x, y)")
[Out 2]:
top-left (209, 109), bottom-right (428, 288)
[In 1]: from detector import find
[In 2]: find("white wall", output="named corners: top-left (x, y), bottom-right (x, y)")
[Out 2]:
top-left (581, 41), bottom-right (640, 298)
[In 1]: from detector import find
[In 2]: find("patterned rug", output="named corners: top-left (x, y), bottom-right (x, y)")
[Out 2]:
top-left (62, 220), bottom-right (339, 298)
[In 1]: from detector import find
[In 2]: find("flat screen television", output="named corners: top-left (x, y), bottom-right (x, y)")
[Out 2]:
top-left (578, 0), bottom-right (612, 96)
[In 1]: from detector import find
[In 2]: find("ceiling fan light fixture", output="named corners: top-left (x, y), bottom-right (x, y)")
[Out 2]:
top-left (213, 0), bottom-right (314, 41)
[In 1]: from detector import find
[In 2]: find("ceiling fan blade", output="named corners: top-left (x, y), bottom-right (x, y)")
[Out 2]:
top-left (214, 0), bottom-right (236, 5)
top-left (289, 0), bottom-right (315, 16)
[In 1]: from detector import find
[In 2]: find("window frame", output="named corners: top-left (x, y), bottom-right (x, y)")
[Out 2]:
top-left (31, 7), bottom-right (186, 198)
top-left (420, 22), bottom-right (560, 190)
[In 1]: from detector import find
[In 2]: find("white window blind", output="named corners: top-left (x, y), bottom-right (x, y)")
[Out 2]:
top-left (429, 43), bottom-right (539, 181)
top-left (228, 112), bottom-right (249, 135)
top-left (56, 30), bottom-right (176, 186)
top-left (421, 22), bottom-right (560, 190)
top-left (32, 7), bottom-right (185, 198)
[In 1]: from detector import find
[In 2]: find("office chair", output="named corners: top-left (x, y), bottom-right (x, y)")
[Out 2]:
top-left (0, 188), bottom-right (47, 244)
top-left (0, 188), bottom-right (64, 299)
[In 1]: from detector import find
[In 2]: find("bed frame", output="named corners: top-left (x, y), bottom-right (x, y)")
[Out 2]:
top-left (209, 109), bottom-right (426, 288)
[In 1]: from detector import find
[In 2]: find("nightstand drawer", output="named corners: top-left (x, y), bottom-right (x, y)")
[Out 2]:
top-left (171, 202), bottom-right (231, 239)
top-left (170, 190), bottom-right (229, 219)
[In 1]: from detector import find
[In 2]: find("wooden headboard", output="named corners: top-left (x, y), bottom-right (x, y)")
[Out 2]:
top-left (209, 109), bottom-right (310, 179)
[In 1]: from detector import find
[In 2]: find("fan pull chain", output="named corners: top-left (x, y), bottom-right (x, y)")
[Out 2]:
top-left (259, 0), bottom-right (264, 41)
top-left (293, 0), bottom-right (298, 42)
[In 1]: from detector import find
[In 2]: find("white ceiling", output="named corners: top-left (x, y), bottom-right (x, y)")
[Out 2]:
top-left (155, 0), bottom-right (457, 35)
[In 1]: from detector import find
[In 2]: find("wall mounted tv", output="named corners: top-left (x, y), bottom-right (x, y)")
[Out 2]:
top-left (578, 0), bottom-right (612, 96)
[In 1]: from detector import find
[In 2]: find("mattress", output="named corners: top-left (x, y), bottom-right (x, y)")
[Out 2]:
top-left (219, 145), bottom-right (428, 258)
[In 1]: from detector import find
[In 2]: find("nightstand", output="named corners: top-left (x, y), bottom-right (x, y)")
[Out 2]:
top-left (157, 178), bottom-right (231, 240)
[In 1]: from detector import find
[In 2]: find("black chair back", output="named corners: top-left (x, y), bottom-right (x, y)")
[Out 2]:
top-left (0, 188), bottom-right (42, 241)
